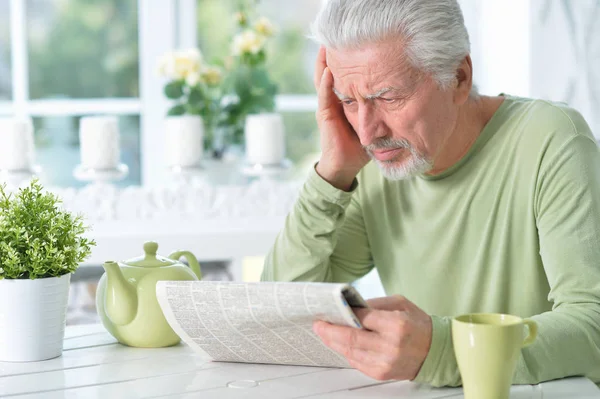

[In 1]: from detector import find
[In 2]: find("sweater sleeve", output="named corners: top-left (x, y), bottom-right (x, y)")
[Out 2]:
top-left (261, 165), bottom-right (374, 283)
top-left (415, 133), bottom-right (600, 387)
top-left (520, 133), bottom-right (600, 384)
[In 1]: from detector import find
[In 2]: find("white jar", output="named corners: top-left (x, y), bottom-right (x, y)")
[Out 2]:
top-left (79, 116), bottom-right (120, 170)
top-left (0, 117), bottom-right (35, 171)
top-left (164, 115), bottom-right (204, 168)
top-left (244, 113), bottom-right (285, 165)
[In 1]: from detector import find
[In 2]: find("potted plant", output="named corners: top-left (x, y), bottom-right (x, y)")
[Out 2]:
top-left (0, 179), bottom-right (95, 362)
top-left (222, 6), bottom-right (279, 147)
top-left (216, 4), bottom-right (289, 168)
top-left (157, 48), bottom-right (225, 166)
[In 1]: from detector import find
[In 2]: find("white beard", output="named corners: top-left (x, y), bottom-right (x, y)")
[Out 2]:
top-left (365, 138), bottom-right (433, 180)
top-left (375, 153), bottom-right (433, 180)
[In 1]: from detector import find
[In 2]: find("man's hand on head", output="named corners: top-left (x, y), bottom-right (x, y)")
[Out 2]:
top-left (312, 295), bottom-right (433, 381)
top-left (314, 46), bottom-right (370, 191)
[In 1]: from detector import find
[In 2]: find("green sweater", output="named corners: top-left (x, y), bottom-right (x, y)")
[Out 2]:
top-left (261, 95), bottom-right (600, 387)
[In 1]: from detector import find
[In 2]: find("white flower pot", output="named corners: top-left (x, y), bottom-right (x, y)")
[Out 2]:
top-left (244, 113), bottom-right (286, 165)
top-left (165, 115), bottom-right (204, 168)
top-left (0, 274), bottom-right (71, 362)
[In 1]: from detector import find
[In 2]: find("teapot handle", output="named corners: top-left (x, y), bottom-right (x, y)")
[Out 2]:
top-left (168, 251), bottom-right (202, 280)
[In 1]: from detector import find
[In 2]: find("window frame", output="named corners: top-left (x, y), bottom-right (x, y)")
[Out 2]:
top-left (5, 0), bottom-right (319, 187)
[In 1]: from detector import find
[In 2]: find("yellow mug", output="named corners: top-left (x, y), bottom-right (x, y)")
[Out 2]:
top-left (452, 313), bottom-right (537, 399)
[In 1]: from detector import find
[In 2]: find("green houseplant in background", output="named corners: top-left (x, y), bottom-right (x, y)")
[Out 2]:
top-left (157, 48), bottom-right (226, 165)
top-left (0, 179), bottom-right (95, 362)
top-left (220, 1), bottom-right (279, 146)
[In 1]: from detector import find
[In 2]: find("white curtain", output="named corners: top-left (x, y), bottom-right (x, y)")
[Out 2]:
top-left (530, 0), bottom-right (600, 140)
top-left (460, 0), bottom-right (600, 139)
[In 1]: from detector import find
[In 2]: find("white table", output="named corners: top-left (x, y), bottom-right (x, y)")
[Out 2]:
top-left (0, 325), bottom-right (598, 398)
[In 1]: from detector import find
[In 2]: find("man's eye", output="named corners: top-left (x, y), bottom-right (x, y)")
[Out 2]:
top-left (380, 98), bottom-right (396, 103)
top-left (342, 99), bottom-right (355, 106)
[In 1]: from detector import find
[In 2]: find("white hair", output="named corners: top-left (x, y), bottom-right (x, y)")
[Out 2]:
top-left (311, 0), bottom-right (471, 90)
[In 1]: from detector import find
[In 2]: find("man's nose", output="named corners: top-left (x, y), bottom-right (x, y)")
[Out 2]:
top-left (356, 103), bottom-right (385, 147)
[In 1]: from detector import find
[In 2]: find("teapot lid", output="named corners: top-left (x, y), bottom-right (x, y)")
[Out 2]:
top-left (122, 242), bottom-right (179, 268)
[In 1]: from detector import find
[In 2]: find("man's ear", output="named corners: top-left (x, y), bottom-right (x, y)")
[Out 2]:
top-left (454, 55), bottom-right (473, 105)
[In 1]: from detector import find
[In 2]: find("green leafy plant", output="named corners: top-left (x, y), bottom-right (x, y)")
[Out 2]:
top-left (0, 180), bottom-right (96, 280)
top-left (221, 0), bottom-right (279, 144)
top-left (157, 48), bottom-right (225, 148)
top-left (157, 0), bottom-right (279, 149)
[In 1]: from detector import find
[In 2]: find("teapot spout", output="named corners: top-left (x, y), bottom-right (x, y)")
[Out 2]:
top-left (102, 261), bottom-right (137, 326)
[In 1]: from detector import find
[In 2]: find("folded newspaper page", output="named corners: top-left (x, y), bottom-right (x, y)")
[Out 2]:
top-left (156, 281), bottom-right (368, 368)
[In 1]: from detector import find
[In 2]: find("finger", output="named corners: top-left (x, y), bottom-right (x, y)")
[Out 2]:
top-left (326, 340), bottom-right (383, 367)
top-left (317, 67), bottom-right (343, 123)
top-left (313, 320), bottom-right (386, 353)
top-left (354, 307), bottom-right (405, 333)
top-left (353, 307), bottom-right (374, 327)
top-left (317, 66), bottom-right (333, 110)
top-left (314, 46), bottom-right (327, 90)
top-left (366, 295), bottom-right (412, 312)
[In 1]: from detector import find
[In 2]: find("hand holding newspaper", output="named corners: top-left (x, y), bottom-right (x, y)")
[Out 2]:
top-left (156, 281), bottom-right (369, 368)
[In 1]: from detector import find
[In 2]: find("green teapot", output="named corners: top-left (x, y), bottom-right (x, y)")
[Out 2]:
top-left (96, 241), bottom-right (201, 348)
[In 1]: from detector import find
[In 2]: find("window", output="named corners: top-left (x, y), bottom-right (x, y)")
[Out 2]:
top-left (5, 0), bottom-right (141, 187)
top-left (27, 0), bottom-right (139, 100)
top-left (280, 112), bottom-right (319, 171)
top-left (4, 1), bottom-right (322, 187)
top-left (197, 0), bottom-right (321, 168)
top-left (0, 1), bottom-right (10, 103)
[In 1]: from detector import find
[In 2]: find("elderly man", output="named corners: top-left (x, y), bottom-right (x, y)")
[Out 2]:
top-left (261, 0), bottom-right (600, 388)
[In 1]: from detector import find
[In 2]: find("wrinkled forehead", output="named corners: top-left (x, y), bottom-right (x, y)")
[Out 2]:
top-left (326, 41), bottom-right (420, 94)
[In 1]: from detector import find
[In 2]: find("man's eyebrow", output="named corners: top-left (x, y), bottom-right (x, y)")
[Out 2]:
top-left (332, 87), bottom-right (403, 101)
top-left (332, 87), bottom-right (349, 100)
top-left (365, 87), bottom-right (398, 99)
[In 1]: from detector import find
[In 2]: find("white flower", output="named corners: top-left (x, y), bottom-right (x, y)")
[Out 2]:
top-left (185, 71), bottom-right (201, 87)
top-left (182, 48), bottom-right (202, 64)
top-left (254, 17), bottom-right (275, 37)
top-left (232, 30), bottom-right (266, 56)
top-left (173, 51), bottom-right (202, 80)
top-left (157, 48), bottom-right (203, 81)
top-left (157, 52), bottom-right (176, 78)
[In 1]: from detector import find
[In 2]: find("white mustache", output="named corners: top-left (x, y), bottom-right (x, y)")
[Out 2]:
top-left (363, 138), bottom-right (413, 153)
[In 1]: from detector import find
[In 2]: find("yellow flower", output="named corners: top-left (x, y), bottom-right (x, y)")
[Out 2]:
top-left (232, 30), bottom-right (266, 56)
top-left (202, 66), bottom-right (223, 86)
top-left (254, 17), bottom-right (275, 37)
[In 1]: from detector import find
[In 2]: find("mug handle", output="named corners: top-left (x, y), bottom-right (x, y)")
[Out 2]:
top-left (169, 250), bottom-right (202, 280)
top-left (522, 319), bottom-right (538, 347)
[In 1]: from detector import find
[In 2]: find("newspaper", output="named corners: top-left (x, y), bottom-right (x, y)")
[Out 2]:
top-left (155, 281), bottom-right (369, 368)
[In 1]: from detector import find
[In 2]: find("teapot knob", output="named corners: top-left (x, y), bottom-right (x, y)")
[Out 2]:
top-left (144, 241), bottom-right (159, 256)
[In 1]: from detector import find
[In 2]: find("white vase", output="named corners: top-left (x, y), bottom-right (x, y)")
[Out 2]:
top-left (0, 274), bottom-right (71, 362)
top-left (165, 115), bottom-right (204, 168)
top-left (0, 117), bottom-right (35, 171)
top-left (244, 113), bottom-right (286, 165)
